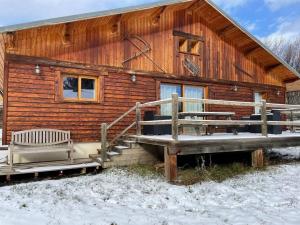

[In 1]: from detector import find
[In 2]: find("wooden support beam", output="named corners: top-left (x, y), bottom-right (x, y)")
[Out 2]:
top-left (101, 123), bottom-right (108, 162)
top-left (244, 46), bottom-right (260, 56)
top-left (151, 6), bottom-right (167, 25)
top-left (261, 100), bottom-right (268, 137)
top-left (252, 148), bottom-right (264, 168)
top-left (136, 102), bottom-right (142, 136)
top-left (62, 23), bottom-right (72, 46)
top-left (284, 77), bottom-right (299, 83)
top-left (5, 32), bottom-right (16, 50)
top-left (217, 24), bottom-right (235, 36)
top-left (110, 14), bottom-right (122, 34)
top-left (186, 0), bottom-right (206, 15)
top-left (173, 30), bottom-right (204, 41)
top-left (164, 147), bottom-right (177, 182)
top-left (265, 63), bottom-right (281, 73)
top-left (172, 93), bottom-right (179, 141)
top-left (6, 174), bottom-right (11, 182)
top-left (81, 168), bottom-right (87, 175)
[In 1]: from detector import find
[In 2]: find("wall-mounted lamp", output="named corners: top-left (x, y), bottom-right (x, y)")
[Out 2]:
top-left (232, 85), bottom-right (238, 92)
top-left (131, 74), bottom-right (137, 83)
top-left (276, 90), bottom-right (281, 96)
top-left (35, 64), bottom-right (41, 75)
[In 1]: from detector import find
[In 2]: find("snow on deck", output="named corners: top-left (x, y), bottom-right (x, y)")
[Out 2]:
top-left (137, 131), bottom-right (300, 142)
top-left (0, 165), bottom-right (300, 225)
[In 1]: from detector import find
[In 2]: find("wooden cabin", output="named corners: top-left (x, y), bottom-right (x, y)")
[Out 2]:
top-left (0, 0), bottom-right (300, 181)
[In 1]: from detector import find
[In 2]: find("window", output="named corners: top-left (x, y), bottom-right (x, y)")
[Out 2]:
top-left (62, 75), bottom-right (98, 102)
top-left (174, 30), bottom-right (203, 56)
top-left (179, 38), bottom-right (201, 55)
top-left (160, 84), bottom-right (182, 115)
top-left (160, 83), bottom-right (205, 115)
top-left (254, 92), bottom-right (267, 114)
top-left (183, 85), bottom-right (204, 112)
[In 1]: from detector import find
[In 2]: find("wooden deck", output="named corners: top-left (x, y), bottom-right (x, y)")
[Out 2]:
top-left (131, 132), bottom-right (300, 155)
top-left (0, 156), bottom-right (100, 179)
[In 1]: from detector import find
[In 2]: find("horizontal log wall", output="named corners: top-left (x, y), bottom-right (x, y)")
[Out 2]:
top-left (4, 61), bottom-right (285, 144)
top-left (208, 84), bottom-right (285, 119)
top-left (0, 33), bottom-right (5, 93)
top-left (4, 6), bottom-right (283, 87)
top-left (5, 62), bottom-right (156, 143)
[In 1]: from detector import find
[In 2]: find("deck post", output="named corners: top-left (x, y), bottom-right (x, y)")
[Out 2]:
top-left (172, 93), bottom-right (179, 141)
top-left (101, 123), bottom-right (108, 162)
top-left (252, 148), bottom-right (264, 168)
top-left (136, 102), bottom-right (142, 135)
top-left (164, 147), bottom-right (177, 182)
top-left (261, 100), bottom-right (268, 137)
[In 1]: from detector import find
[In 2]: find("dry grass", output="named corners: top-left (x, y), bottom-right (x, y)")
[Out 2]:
top-left (177, 163), bottom-right (262, 185)
top-left (126, 163), bottom-right (263, 185)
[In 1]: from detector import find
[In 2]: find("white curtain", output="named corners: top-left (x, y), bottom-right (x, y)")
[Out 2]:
top-left (254, 92), bottom-right (262, 114)
top-left (160, 84), bottom-right (181, 115)
top-left (184, 86), bottom-right (204, 112)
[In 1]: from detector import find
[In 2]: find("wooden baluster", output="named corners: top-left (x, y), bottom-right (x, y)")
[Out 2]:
top-left (42, 131), bottom-right (45, 143)
top-left (39, 131), bottom-right (42, 144)
top-left (172, 93), bottom-right (179, 141)
top-left (101, 123), bottom-right (108, 162)
top-left (136, 102), bottom-right (142, 136)
top-left (50, 131), bottom-right (53, 143)
top-left (261, 100), bottom-right (268, 137)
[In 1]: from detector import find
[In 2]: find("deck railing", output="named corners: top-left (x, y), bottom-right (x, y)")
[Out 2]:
top-left (100, 93), bottom-right (300, 161)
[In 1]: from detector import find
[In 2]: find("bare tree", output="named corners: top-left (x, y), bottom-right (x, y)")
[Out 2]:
top-left (263, 36), bottom-right (300, 73)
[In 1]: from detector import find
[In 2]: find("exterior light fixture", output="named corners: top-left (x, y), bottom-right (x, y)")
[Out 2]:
top-left (131, 74), bottom-right (137, 83)
top-left (35, 64), bottom-right (41, 75)
top-left (232, 85), bottom-right (238, 92)
top-left (276, 90), bottom-right (281, 96)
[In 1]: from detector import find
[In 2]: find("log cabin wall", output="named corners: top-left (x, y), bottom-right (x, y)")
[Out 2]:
top-left (3, 6), bottom-right (283, 87)
top-left (4, 61), bottom-right (285, 144)
top-left (0, 33), bottom-right (5, 93)
top-left (1, 2), bottom-right (290, 143)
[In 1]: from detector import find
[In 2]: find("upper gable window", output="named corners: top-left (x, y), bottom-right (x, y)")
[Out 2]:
top-left (179, 38), bottom-right (201, 55)
top-left (174, 30), bottom-right (203, 56)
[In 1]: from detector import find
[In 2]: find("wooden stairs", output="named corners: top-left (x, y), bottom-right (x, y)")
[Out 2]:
top-left (89, 138), bottom-right (159, 168)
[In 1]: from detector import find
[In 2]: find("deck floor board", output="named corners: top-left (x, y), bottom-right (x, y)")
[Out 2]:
top-left (131, 132), bottom-right (300, 155)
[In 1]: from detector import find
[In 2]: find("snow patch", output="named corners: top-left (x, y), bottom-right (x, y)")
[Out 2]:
top-left (0, 165), bottom-right (299, 225)
top-left (269, 147), bottom-right (300, 160)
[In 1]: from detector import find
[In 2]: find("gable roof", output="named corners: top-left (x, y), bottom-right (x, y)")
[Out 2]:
top-left (0, 0), bottom-right (299, 81)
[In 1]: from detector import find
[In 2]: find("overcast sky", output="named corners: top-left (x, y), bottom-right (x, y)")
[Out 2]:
top-left (0, 0), bottom-right (299, 40)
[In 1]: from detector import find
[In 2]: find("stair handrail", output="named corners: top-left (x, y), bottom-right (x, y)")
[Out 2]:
top-left (107, 105), bottom-right (137, 129)
top-left (101, 105), bottom-right (137, 161)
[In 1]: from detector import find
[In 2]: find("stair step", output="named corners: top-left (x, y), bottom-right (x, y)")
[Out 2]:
top-left (0, 145), bottom-right (8, 151)
top-left (107, 151), bottom-right (120, 157)
top-left (114, 145), bottom-right (130, 153)
top-left (115, 145), bottom-right (129, 150)
top-left (89, 154), bottom-right (104, 164)
top-left (122, 140), bottom-right (136, 147)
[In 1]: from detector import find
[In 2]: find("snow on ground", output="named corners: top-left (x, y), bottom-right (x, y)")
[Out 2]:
top-left (269, 147), bottom-right (300, 160)
top-left (0, 164), bottom-right (300, 225)
top-left (0, 150), bottom-right (7, 163)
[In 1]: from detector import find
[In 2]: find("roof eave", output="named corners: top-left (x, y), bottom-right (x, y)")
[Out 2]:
top-left (205, 0), bottom-right (300, 80)
top-left (0, 0), bottom-right (191, 33)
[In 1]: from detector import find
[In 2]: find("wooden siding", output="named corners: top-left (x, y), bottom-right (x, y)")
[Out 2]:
top-left (4, 6), bottom-right (284, 87)
top-left (4, 62), bottom-right (285, 144)
top-left (6, 62), bottom-right (156, 143)
top-left (0, 33), bottom-right (5, 92)
top-left (287, 80), bottom-right (300, 92)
